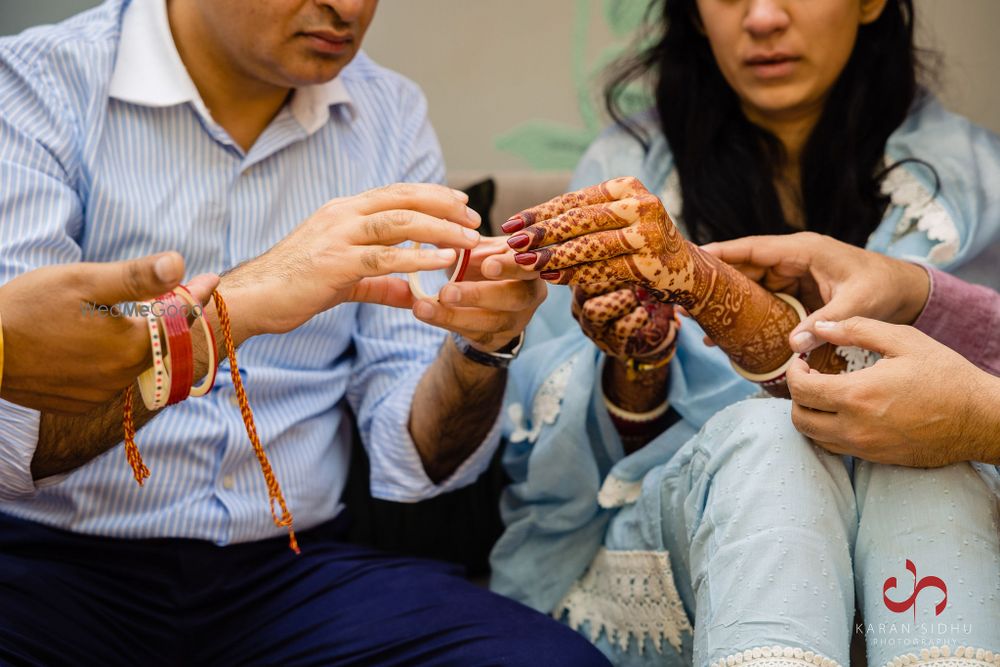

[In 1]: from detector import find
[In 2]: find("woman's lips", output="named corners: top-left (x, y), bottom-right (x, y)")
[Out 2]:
top-left (745, 55), bottom-right (801, 80)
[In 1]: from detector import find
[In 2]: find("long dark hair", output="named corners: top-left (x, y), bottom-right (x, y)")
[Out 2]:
top-left (606, 0), bottom-right (923, 246)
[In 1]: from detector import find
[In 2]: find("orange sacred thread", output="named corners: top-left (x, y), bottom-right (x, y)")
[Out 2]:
top-left (122, 291), bottom-right (300, 554)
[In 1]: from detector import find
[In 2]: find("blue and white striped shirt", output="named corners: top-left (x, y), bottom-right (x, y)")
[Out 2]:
top-left (0, 0), bottom-right (499, 543)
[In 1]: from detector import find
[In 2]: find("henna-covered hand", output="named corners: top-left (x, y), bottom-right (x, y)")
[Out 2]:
top-left (572, 282), bottom-right (678, 363)
top-left (504, 177), bottom-right (801, 376)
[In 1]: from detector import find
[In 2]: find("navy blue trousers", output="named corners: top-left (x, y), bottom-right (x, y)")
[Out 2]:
top-left (0, 512), bottom-right (609, 667)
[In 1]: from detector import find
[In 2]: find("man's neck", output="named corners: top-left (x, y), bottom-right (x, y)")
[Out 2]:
top-left (168, 0), bottom-right (290, 152)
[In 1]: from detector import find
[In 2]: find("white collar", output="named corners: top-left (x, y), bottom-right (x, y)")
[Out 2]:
top-left (109, 0), bottom-right (353, 134)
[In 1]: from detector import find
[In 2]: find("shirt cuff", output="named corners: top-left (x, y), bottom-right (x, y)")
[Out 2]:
top-left (0, 400), bottom-right (43, 500)
top-left (366, 369), bottom-right (503, 503)
top-left (912, 266), bottom-right (1000, 374)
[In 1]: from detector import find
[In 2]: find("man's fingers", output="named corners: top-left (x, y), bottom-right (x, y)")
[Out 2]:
top-left (184, 273), bottom-right (221, 306)
top-left (790, 402), bottom-right (849, 445)
top-left (350, 183), bottom-right (478, 228)
top-left (786, 357), bottom-right (847, 411)
top-left (354, 246), bottom-right (457, 277)
top-left (412, 301), bottom-right (518, 342)
top-left (808, 317), bottom-right (913, 358)
top-left (82, 252), bottom-right (186, 305)
top-left (437, 279), bottom-right (544, 312)
top-left (790, 292), bottom-right (871, 353)
top-left (349, 276), bottom-right (415, 309)
top-left (501, 176), bottom-right (647, 232)
top-left (351, 210), bottom-right (480, 250)
top-left (480, 252), bottom-right (537, 281)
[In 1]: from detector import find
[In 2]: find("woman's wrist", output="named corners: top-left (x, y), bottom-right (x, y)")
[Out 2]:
top-left (603, 356), bottom-right (670, 413)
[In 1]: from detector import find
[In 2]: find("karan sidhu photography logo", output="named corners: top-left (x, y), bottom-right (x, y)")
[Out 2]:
top-left (856, 559), bottom-right (973, 648)
top-left (80, 299), bottom-right (203, 319)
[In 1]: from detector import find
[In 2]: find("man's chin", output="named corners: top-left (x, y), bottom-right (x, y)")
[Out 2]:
top-left (282, 51), bottom-right (357, 86)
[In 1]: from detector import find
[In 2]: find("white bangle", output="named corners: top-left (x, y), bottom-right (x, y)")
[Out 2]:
top-left (408, 245), bottom-right (470, 300)
top-left (137, 307), bottom-right (169, 410)
top-left (729, 292), bottom-right (807, 383)
top-left (598, 357), bottom-right (670, 423)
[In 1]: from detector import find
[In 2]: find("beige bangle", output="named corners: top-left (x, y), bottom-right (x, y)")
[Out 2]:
top-left (598, 357), bottom-right (670, 423)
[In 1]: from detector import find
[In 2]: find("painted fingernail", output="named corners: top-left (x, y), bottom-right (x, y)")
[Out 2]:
top-left (514, 252), bottom-right (537, 266)
top-left (539, 271), bottom-right (560, 281)
top-left (414, 301), bottom-right (436, 319)
top-left (790, 330), bottom-right (817, 352)
top-left (501, 216), bottom-right (525, 234)
top-left (507, 234), bottom-right (530, 250)
top-left (466, 206), bottom-right (481, 225)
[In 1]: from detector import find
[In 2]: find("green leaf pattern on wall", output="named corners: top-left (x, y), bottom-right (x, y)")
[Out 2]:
top-left (495, 0), bottom-right (653, 170)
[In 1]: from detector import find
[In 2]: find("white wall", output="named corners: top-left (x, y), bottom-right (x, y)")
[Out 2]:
top-left (364, 0), bottom-right (1000, 171)
top-left (3, 0), bottom-right (998, 172)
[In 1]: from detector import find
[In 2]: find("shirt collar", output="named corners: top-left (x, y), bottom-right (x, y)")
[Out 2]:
top-left (109, 0), bottom-right (353, 134)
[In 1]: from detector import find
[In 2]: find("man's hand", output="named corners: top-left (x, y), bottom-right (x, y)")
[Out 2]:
top-left (0, 252), bottom-right (218, 414)
top-left (786, 317), bottom-right (1000, 467)
top-left (412, 236), bottom-right (546, 353)
top-left (702, 232), bottom-right (930, 354)
top-left (221, 183), bottom-right (482, 343)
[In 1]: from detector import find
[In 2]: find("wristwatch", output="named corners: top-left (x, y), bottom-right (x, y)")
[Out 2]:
top-left (450, 331), bottom-right (524, 369)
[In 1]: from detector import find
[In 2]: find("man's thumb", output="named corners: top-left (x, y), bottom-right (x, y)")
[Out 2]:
top-left (809, 316), bottom-right (905, 357)
top-left (789, 299), bottom-right (861, 353)
top-left (87, 252), bottom-right (185, 305)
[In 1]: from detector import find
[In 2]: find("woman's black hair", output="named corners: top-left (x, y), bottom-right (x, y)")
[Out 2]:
top-left (606, 0), bottom-right (925, 246)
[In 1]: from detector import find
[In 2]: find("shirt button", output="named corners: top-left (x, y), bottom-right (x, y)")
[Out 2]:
top-left (222, 475), bottom-right (235, 490)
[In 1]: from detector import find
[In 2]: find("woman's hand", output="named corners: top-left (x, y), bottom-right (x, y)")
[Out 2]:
top-left (572, 282), bottom-right (678, 364)
top-left (502, 177), bottom-right (700, 303)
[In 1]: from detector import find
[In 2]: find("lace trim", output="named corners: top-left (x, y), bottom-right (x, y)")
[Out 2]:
top-left (882, 645), bottom-right (1000, 666)
top-left (553, 547), bottom-right (691, 655)
top-left (709, 646), bottom-right (842, 667)
top-left (882, 165), bottom-right (960, 264)
top-left (507, 356), bottom-right (579, 444)
top-left (835, 345), bottom-right (881, 373)
top-left (597, 475), bottom-right (643, 508)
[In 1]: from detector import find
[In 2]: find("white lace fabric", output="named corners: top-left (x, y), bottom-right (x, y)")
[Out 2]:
top-left (553, 547), bottom-right (692, 655)
top-left (507, 356), bottom-right (579, 444)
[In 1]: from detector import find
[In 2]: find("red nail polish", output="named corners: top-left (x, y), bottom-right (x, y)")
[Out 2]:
top-left (514, 252), bottom-right (537, 266)
top-left (539, 271), bottom-right (560, 280)
top-left (507, 234), bottom-right (530, 250)
top-left (501, 216), bottom-right (525, 234)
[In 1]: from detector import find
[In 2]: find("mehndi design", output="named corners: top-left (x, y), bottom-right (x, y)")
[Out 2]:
top-left (506, 177), bottom-right (843, 391)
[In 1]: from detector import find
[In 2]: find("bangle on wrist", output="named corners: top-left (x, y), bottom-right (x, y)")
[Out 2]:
top-left (172, 285), bottom-right (217, 397)
top-left (137, 306), bottom-right (169, 410)
top-left (163, 293), bottom-right (194, 406)
top-left (730, 292), bottom-right (807, 384)
top-left (599, 356), bottom-right (670, 425)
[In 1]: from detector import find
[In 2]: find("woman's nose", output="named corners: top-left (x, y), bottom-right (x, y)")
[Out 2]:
top-left (743, 0), bottom-right (792, 39)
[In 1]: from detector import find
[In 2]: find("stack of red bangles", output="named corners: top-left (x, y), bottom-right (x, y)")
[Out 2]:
top-left (122, 287), bottom-right (299, 554)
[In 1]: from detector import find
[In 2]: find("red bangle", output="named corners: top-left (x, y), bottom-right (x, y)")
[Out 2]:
top-left (161, 293), bottom-right (193, 406)
top-left (172, 285), bottom-right (217, 397)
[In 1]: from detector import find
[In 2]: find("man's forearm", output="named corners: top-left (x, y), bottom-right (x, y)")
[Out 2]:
top-left (30, 285), bottom-right (248, 479)
top-left (409, 337), bottom-right (506, 483)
